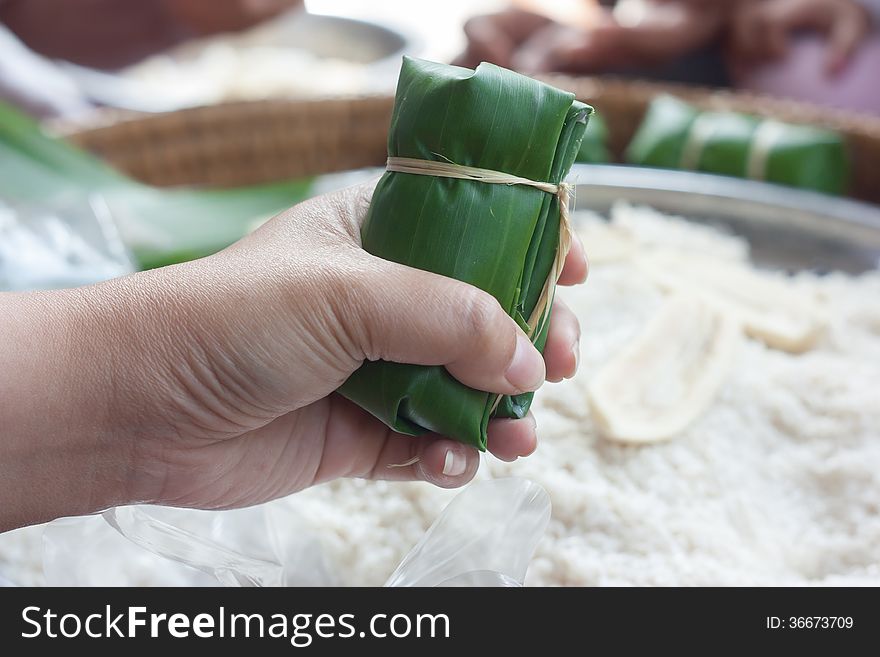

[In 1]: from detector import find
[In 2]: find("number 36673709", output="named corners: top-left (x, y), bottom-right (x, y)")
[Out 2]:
top-left (766, 617), bottom-right (854, 629)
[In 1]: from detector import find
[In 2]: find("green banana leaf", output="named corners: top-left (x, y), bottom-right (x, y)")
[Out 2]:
top-left (339, 57), bottom-right (591, 450)
top-left (626, 95), bottom-right (848, 195)
top-left (0, 101), bottom-right (128, 189)
top-left (576, 112), bottom-right (610, 164)
top-left (111, 182), bottom-right (312, 270)
top-left (0, 101), bottom-right (312, 269)
top-left (764, 122), bottom-right (849, 194)
top-left (694, 111), bottom-right (759, 178)
top-left (625, 95), bottom-right (696, 170)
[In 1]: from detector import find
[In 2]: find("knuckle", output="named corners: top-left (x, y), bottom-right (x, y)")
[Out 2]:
top-left (460, 288), bottom-right (504, 341)
top-left (322, 257), bottom-right (381, 361)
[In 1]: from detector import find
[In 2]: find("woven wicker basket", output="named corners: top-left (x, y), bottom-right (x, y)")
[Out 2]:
top-left (65, 97), bottom-right (394, 188)
top-left (66, 77), bottom-right (880, 203)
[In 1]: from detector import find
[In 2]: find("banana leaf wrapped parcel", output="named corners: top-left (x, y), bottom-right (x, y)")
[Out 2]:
top-left (339, 57), bottom-right (591, 450)
top-left (626, 95), bottom-right (848, 195)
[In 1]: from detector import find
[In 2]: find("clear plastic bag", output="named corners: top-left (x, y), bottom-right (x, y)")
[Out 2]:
top-left (0, 194), bottom-right (133, 291)
top-left (42, 514), bottom-right (217, 586)
top-left (385, 478), bottom-right (550, 587)
top-left (42, 478), bottom-right (550, 587)
top-left (103, 506), bottom-right (286, 587)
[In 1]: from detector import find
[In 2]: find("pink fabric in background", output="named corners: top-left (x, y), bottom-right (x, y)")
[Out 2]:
top-left (735, 34), bottom-right (880, 115)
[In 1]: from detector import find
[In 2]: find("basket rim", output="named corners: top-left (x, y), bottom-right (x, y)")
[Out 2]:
top-left (56, 77), bottom-right (880, 139)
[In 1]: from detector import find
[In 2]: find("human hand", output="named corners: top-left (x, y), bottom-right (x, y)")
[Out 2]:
top-left (510, 21), bottom-right (631, 74)
top-left (456, 2), bottom-right (728, 75)
top-left (455, 8), bottom-right (624, 74)
top-left (0, 0), bottom-right (303, 69)
top-left (2, 182), bottom-right (586, 527)
top-left (730, 0), bottom-right (871, 74)
top-left (162, 0), bottom-right (304, 36)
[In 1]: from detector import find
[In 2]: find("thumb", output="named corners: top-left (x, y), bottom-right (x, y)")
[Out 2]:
top-left (342, 256), bottom-right (546, 396)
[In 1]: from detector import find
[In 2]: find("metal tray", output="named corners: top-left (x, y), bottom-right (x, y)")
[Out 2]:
top-left (571, 165), bottom-right (880, 274)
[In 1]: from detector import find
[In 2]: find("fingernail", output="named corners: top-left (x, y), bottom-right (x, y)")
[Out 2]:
top-left (506, 334), bottom-right (545, 392)
top-left (442, 449), bottom-right (466, 477)
top-left (569, 339), bottom-right (580, 377)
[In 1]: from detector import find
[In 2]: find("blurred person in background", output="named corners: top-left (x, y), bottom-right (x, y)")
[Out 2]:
top-left (456, 1), bottom-right (735, 85)
top-left (0, 0), bottom-right (303, 117)
top-left (458, 0), bottom-right (880, 113)
top-left (732, 0), bottom-right (880, 113)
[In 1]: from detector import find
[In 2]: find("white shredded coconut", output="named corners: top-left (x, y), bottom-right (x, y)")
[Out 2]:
top-left (122, 43), bottom-right (380, 104)
top-left (1, 204), bottom-right (878, 586)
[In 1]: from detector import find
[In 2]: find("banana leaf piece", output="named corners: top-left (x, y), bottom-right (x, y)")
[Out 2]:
top-left (111, 182), bottom-right (311, 270)
top-left (339, 57), bottom-right (591, 450)
top-left (626, 95), bottom-right (848, 195)
top-left (0, 101), bottom-right (128, 189)
top-left (0, 101), bottom-right (311, 269)
top-left (692, 112), bottom-right (759, 178)
top-left (576, 112), bottom-right (610, 164)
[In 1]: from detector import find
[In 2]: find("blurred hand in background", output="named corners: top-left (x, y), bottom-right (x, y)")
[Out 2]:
top-left (731, 0), bottom-right (879, 113)
top-left (0, 0), bottom-right (303, 69)
top-left (165, 0), bottom-right (305, 38)
top-left (0, 0), bottom-right (303, 117)
top-left (730, 0), bottom-right (871, 74)
top-left (456, 0), bottom-right (879, 111)
top-left (456, 0), bottom-right (731, 83)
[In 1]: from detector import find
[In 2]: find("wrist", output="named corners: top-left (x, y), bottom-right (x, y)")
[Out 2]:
top-left (0, 288), bottom-right (138, 530)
